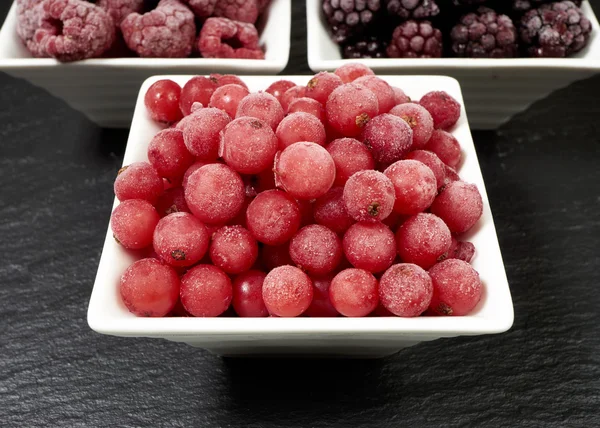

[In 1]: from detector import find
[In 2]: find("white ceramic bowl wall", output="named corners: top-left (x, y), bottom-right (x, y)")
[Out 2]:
top-left (0, 1), bottom-right (290, 128)
top-left (87, 74), bottom-right (514, 358)
top-left (307, 0), bottom-right (600, 130)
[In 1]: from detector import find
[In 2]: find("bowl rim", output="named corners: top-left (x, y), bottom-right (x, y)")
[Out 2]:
top-left (87, 74), bottom-right (514, 340)
top-left (0, 1), bottom-right (291, 70)
top-left (306, 0), bottom-right (600, 71)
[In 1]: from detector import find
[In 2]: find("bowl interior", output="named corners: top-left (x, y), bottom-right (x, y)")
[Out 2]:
top-left (0, 0), bottom-right (290, 67)
top-left (306, 0), bottom-right (600, 69)
top-left (88, 75), bottom-right (513, 338)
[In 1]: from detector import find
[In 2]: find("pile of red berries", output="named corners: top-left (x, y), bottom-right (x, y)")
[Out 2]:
top-left (16, 0), bottom-right (268, 61)
top-left (113, 64), bottom-right (484, 319)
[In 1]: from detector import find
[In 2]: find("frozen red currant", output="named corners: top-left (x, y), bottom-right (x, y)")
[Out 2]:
top-left (236, 92), bottom-right (285, 131)
top-left (447, 236), bottom-right (476, 263)
top-left (180, 107), bottom-right (230, 160)
top-left (305, 71), bottom-right (343, 105)
top-left (354, 75), bottom-right (396, 114)
top-left (275, 142), bottom-right (336, 200)
top-left (424, 129), bottom-right (462, 169)
top-left (275, 112), bottom-right (326, 149)
top-left (180, 264), bottom-right (233, 317)
top-left (343, 170), bottom-right (395, 222)
top-left (289, 224), bottom-right (343, 275)
top-left (379, 263), bottom-right (433, 317)
top-left (262, 265), bottom-right (313, 317)
top-left (185, 163), bottom-right (245, 224)
top-left (120, 258), bottom-right (180, 317)
top-left (404, 150), bottom-right (446, 189)
top-left (420, 91), bottom-right (461, 130)
top-left (384, 160), bottom-right (437, 215)
top-left (297, 198), bottom-right (315, 227)
top-left (147, 129), bottom-right (195, 183)
top-left (261, 242), bottom-right (293, 271)
top-left (246, 190), bottom-right (301, 245)
top-left (326, 137), bottom-right (375, 186)
top-left (428, 259), bottom-right (482, 316)
top-left (111, 199), bottom-right (160, 249)
top-left (361, 113), bottom-right (413, 164)
top-left (304, 275), bottom-right (339, 317)
top-left (114, 162), bottom-right (163, 204)
top-left (155, 187), bottom-right (190, 217)
top-left (396, 213), bottom-right (451, 269)
top-left (392, 86), bottom-right (410, 105)
top-left (153, 212), bottom-right (210, 267)
top-left (287, 97), bottom-right (326, 123)
top-left (232, 270), bottom-right (268, 317)
top-left (430, 181), bottom-right (483, 234)
top-left (334, 63), bottom-right (375, 83)
top-left (313, 187), bottom-right (355, 235)
top-left (265, 80), bottom-right (297, 103)
top-left (343, 222), bottom-right (396, 273)
top-left (326, 83), bottom-right (379, 137)
top-left (280, 85), bottom-right (306, 112)
top-left (329, 268), bottom-right (378, 317)
top-left (208, 84), bottom-right (250, 119)
top-left (180, 76), bottom-right (219, 116)
top-left (389, 103), bottom-right (434, 149)
top-left (220, 117), bottom-right (278, 174)
top-left (210, 225), bottom-right (259, 274)
top-left (182, 160), bottom-right (213, 189)
top-left (211, 74), bottom-right (248, 89)
top-left (144, 79), bottom-right (183, 123)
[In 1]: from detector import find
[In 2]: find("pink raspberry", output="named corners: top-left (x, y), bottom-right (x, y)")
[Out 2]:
top-left (182, 0), bottom-right (218, 18)
top-left (198, 17), bottom-right (264, 59)
top-left (16, 0), bottom-right (45, 47)
top-left (97, 0), bottom-right (145, 27)
top-left (121, 0), bottom-right (196, 58)
top-left (213, 0), bottom-right (261, 24)
top-left (29, 0), bottom-right (116, 61)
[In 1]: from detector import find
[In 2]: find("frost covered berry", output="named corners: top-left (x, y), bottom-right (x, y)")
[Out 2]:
top-left (121, 0), bottom-right (196, 58)
top-left (97, 0), bottom-right (144, 27)
top-left (198, 17), bottom-right (264, 59)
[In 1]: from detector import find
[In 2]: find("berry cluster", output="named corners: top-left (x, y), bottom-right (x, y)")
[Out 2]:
top-left (16, 0), bottom-right (269, 61)
top-left (114, 64), bottom-right (484, 319)
top-left (322, 0), bottom-right (592, 58)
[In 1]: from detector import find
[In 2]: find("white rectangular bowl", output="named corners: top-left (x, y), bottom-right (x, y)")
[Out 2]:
top-left (0, 0), bottom-right (290, 128)
top-left (307, 0), bottom-right (600, 130)
top-left (88, 75), bottom-right (514, 358)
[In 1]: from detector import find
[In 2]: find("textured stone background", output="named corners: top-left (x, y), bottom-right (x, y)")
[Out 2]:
top-left (0, 1), bottom-right (599, 427)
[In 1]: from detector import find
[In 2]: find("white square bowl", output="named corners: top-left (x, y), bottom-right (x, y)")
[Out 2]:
top-left (0, 0), bottom-right (290, 128)
top-left (87, 74), bottom-right (514, 358)
top-left (307, 0), bottom-right (600, 130)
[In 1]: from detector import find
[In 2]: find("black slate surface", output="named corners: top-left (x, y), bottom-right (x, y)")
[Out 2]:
top-left (1, 1), bottom-right (600, 427)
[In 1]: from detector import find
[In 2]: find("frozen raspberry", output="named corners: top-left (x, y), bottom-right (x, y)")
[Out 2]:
top-left (322, 0), bottom-right (383, 45)
top-left (451, 7), bottom-right (518, 58)
top-left (387, 20), bottom-right (443, 58)
top-left (213, 0), bottom-right (261, 23)
top-left (17, 0), bottom-right (46, 47)
top-left (182, 0), bottom-right (217, 17)
top-left (121, 0), bottom-right (196, 58)
top-left (520, 1), bottom-right (591, 57)
top-left (97, 0), bottom-right (144, 27)
top-left (198, 17), bottom-right (264, 59)
top-left (419, 91), bottom-right (461, 130)
top-left (428, 259), bottom-right (482, 316)
top-left (30, 0), bottom-right (116, 61)
top-left (385, 0), bottom-right (440, 20)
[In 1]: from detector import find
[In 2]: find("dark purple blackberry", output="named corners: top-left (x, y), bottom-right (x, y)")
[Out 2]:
top-left (513, 0), bottom-right (582, 13)
top-left (450, 7), bottom-right (518, 58)
top-left (385, 0), bottom-right (440, 20)
top-left (387, 20), bottom-right (443, 58)
top-left (520, 1), bottom-right (591, 57)
top-left (322, 0), bottom-right (383, 45)
top-left (343, 35), bottom-right (389, 58)
top-left (451, 0), bottom-right (487, 6)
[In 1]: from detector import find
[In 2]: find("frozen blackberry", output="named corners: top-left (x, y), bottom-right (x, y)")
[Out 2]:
top-left (322, 0), bottom-right (383, 45)
top-left (520, 1), bottom-right (591, 57)
top-left (385, 0), bottom-right (440, 20)
top-left (451, 0), bottom-right (487, 6)
top-left (451, 7), bottom-right (518, 58)
top-left (387, 20), bottom-right (443, 58)
top-left (513, 0), bottom-right (582, 13)
top-left (343, 35), bottom-right (388, 58)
